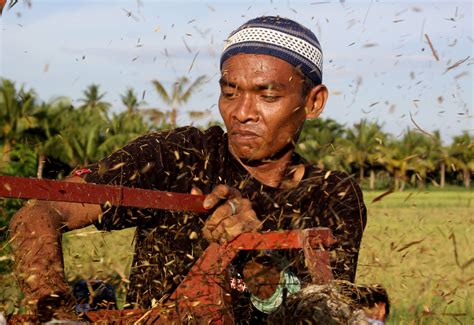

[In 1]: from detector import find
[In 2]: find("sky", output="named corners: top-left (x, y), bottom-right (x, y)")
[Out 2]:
top-left (1, 0), bottom-right (473, 143)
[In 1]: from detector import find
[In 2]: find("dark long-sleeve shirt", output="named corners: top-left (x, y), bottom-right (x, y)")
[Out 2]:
top-left (81, 125), bottom-right (367, 321)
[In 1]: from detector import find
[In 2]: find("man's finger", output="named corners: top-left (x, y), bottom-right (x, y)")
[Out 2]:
top-left (204, 197), bottom-right (243, 230)
top-left (212, 211), bottom-right (261, 243)
top-left (210, 222), bottom-right (227, 243)
top-left (203, 184), bottom-right (241, 209)
top-left (205, 205), bottom-right (234, 231)
top-left (204, 206), bottom-right (240, 242)
top-left (202, 226), bottom-right (213, 242)
top-left (190, 187), bottom-right (203, 196)
top-left (208, 212), bottom-right (245, 242)
top-left (231, 212), bottom-right (261, 234)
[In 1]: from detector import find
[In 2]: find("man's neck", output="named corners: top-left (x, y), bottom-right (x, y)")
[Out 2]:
top-left (232, 149), bottom-right (305, 189)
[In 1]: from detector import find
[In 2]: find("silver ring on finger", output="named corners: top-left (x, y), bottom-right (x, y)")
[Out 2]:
top-left (227, 200), bottom-right (238, 215)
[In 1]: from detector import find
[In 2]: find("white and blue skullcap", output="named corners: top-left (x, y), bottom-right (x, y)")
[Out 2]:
top-left (221, 16), bottom-right (323, 85)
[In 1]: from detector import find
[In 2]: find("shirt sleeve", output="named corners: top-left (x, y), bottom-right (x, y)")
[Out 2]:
top-left (77, 126), bottom-right (223, 231)
top-left (77, 131), bottom-right (180, 230)
top-left (323, 172), bottom-right (367, 282)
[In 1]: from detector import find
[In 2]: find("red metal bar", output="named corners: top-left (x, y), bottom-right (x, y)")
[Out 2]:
top-left (0, 175), bottom-right (206, 213)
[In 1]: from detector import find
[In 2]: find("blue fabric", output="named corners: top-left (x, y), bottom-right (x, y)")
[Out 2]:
top-left (368, 319), bottom-right (385, 325)
top-left (73, 279), bottom-right (117, 312)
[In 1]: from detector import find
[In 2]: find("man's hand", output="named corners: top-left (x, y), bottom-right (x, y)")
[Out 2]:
top-left (195, 184), bottom-right (262, 243)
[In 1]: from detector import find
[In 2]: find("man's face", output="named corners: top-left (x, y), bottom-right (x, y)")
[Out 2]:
top-left (219, 54), bottom-right (308, 162)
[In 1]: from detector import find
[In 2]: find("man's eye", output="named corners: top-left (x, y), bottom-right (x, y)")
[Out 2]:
top-left (222, 90), bottom-right (238, 98)
top-left (261, 94), bottom-right (280, 102)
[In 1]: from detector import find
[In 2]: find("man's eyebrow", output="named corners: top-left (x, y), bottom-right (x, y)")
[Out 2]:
top-left (255, 82), bottom-right (286, 91)
top-left (218, 78), bottom-right (286, 90)
top-left (219, 78), bottom-right (236, 88)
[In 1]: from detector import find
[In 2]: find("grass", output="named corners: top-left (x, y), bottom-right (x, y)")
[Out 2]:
top-left (1, 189), bottom-right (473, 324)
top-left (358, 190), bottom-right (473, 324)
top-left (363, 187), bottom-right (472, 208)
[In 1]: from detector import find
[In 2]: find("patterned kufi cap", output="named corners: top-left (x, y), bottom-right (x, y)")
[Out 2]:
top-left (221, 16), bottom-right (323, 85)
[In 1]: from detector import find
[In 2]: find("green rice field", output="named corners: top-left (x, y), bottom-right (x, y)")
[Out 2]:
top-left (358, 189), bottom-right (472, 324)
top-left (1, 189), bottom-right (472, 323)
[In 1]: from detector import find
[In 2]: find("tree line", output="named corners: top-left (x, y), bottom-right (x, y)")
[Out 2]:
top-left (0, 77), bottom-right (472, 237)
top-left (298, 119), bottom-right (472, 191)
top-left (1, 77), bottom-right (472, 188)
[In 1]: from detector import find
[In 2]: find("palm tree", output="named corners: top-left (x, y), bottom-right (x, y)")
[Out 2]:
top-left (46, 85), bottom-right (111, 167)
top-left (98, 112), bottom-right (147, 153)
top-left (429, 130), bottom-right (459, 188)
top-left (340, 120), bottom-right (386, 188)
top-left (152, 75), bottom-right (206, 128)
top-left (78, 84), bottom-right (111, 117)
top-left (298, 118), bottom-right (347, 171)
top-left (34, 97), bottom-right (73, 178)
top-left (120, 88), bottom-right (145, 115)
top-left (0, 79), bottom-right (38, 163)
top-left (119, 87), bottom-right (168, 130)
top-left (379, 129), bottom-right (435, 191)
top-left (450, 132), bottom-right (474, 188)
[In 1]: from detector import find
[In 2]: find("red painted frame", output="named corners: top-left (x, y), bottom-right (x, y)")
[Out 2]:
top-left (1, 176), bottom-right (335, 324)
top-left (86, 228), bottom-right (334, 324)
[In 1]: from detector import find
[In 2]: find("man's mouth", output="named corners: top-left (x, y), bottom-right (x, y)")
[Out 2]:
top-left (231, 129), bottom-right (260, 140)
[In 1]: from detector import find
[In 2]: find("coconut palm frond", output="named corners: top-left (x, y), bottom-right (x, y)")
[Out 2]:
top-left (181, 75), bottom-right (206, 103)
top-left (152, 80), bottom-right (171, 104)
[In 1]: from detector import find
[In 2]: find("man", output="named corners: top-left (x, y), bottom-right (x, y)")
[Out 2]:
top-left (9, 16), bottom-right (366, 322)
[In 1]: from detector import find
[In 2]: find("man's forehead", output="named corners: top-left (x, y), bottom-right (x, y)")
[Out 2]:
top-left (222, 53), bottom-right (293, 69)
top-left (220, 54), bottom-right (301, 82)
top-left (219, 76), bottom-right (289, 91)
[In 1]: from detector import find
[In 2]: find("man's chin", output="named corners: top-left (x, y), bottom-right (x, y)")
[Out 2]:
top-left (230, 145), bottom-right (296, 166)
top-left (234, 152), bottom-right (266, 164)
top-left (231, 141), bottom-right (296, 163)
top-left (229, 143), bottom-right (264, 161)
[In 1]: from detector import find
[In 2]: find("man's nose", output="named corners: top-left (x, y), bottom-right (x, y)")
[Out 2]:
top-left (233, 93), bottom-right (258, 123)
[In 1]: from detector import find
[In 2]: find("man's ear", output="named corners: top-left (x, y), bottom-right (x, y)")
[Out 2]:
top-left (304, 84), bottom-right (328, 119)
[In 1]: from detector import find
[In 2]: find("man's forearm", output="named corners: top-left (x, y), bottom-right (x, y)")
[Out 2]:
top-left (9, 201), bottom-right (70, 308)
